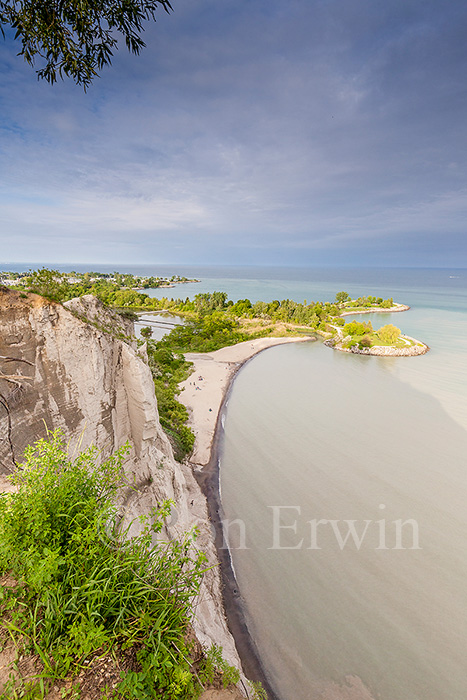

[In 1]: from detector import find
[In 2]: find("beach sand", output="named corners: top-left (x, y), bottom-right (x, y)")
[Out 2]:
top-left (179, 336), bottom-right (312, 467)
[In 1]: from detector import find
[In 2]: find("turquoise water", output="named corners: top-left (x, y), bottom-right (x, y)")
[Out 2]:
top-left (5, 262), bottom-right (466, 308)
top-left (216, 274), bottom-right (467, 700)
top-left (142, 266), bottom-right (467, 312)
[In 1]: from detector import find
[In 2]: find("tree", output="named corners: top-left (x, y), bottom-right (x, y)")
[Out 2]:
top-left (344, 320), bottom-right (372, 336)
top-left (194, 291), bottom-right (227, 315)
top-left (335, 291), bottom-right (351, 305)
top-left (26, 267), bottom-right (72, 302)
top-left (140, 325), bottom-right (153, 339)
top-left (0, 0), bottom-right (173, 88)
top-left (378, 324), bottom-right (400, 344)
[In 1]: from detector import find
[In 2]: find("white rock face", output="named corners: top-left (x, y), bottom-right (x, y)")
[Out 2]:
top-left (0, 290), bottom-right (240, 668)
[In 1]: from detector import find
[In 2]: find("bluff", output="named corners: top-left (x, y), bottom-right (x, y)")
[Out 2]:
top-left (0, 288), bottom-right (241, 671)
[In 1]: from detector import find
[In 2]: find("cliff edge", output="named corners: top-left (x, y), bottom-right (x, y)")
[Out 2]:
top-left (0, 288), bottom-right (241, 672)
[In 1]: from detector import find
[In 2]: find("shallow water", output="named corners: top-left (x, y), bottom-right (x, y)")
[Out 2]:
top-left (219, 283), bottom-right (467, 700)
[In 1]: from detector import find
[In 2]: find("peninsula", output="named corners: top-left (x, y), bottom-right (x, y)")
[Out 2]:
top-left (2, 270), bottom-right (428, 358)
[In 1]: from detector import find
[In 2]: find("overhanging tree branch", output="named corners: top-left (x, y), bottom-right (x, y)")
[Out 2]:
top-left (0, 0), bottom-right (173, 88)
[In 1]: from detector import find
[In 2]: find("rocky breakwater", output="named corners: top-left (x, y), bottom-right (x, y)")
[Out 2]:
top-left (0, 289), bottom-right (241, 675)
top-left (338, 343), bottom-right (428, 356)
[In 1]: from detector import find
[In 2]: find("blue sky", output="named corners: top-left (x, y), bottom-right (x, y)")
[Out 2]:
top-left (1, 0), bottom-right (466, 267)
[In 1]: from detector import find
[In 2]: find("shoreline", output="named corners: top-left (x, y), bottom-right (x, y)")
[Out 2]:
top-left (179, 336), bottom-right (313, 699)
top-left (179, 336), bottom-right (313, 467)
top-left (177, 304), bottom-right (423, 695)
top-left (328, 304), bottom-right (429, 356)
top-left (340, 303), bottom-right (410, 316)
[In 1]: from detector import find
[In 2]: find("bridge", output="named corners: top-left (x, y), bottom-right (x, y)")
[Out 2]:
top-left (136, 316), bottom-right (181, 330)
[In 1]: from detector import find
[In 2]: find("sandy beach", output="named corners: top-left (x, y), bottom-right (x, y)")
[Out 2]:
top-left (179, 336), bottom-right (312, 467)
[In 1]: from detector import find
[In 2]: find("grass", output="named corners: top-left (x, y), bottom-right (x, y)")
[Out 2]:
top-left (341, 305), bottom-right (394, 314)
top-left (372, 337), bottom-right (412, 348)
top-left (0, 431), bottom-right (249, 699)
top-left (342, 333), bottom-right (417, 350)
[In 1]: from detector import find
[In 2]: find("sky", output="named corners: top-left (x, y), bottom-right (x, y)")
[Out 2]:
top-left (1, 0), bottom-right (467, 268)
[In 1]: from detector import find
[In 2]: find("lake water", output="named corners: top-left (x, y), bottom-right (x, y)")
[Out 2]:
top-left (134, 311), bottom-right (185, 341)
top-left (214, 269), bottom-right (467, 700)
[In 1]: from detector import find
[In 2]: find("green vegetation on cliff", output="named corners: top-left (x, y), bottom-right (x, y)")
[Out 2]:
top-left (0, 431), bottom-right (246, 699)
top-left (146, 344), bottom-right (195, 461)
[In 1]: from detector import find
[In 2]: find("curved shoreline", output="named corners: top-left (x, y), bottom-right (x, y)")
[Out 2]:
top-left (179, 337), bottom-right (313, 467)
top-left (178, 305), bottom-right (426, 696)
top-left (340, 303), bottom-right (410, 316)
top-left (195, 380), bottom-right (279, 700)
top-left (180, 336), bottom-right (313, 699)
top-left (329, 303), bottom-right (429, 356)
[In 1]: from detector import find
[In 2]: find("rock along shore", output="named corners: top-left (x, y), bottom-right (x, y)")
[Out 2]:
top-left (331, 337), bottom-right (429, 356)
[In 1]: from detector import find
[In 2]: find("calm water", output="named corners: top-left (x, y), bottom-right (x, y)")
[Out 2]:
top-left (216, 272), bottom-right (467, 700)
top-left (134, 311), bottom-right (185, 341)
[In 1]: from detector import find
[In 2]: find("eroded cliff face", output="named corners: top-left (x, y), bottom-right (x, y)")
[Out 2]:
top-left (0, 288), bottom-right (240, 669)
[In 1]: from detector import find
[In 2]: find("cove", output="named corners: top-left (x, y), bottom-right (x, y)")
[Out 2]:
top-left (220, 341), bottom-right (467, 700)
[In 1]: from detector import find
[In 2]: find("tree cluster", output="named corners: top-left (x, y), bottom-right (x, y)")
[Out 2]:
top-left (344, 320), bottom-right (373, 336)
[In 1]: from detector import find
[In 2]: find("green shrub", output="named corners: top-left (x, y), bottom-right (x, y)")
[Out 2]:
top-left (0, 431), bottom-right (207, 697)
top-left (199, 645), bottom-right (240, 689)
top-left (146, 343), bottom-right (195, 461)
top-left (344, 320), bottom-right (373, 336)
top-left (358, 335), bottom-right (372, 348)
top-left (26, 268), bottom-right (72, 303)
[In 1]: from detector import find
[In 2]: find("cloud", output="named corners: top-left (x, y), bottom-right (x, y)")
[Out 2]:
top-left (1, 0), bottom-right (467, 265)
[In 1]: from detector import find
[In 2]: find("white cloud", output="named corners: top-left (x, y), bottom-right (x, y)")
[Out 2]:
top-left (1, 0), bottom-right (467, 265)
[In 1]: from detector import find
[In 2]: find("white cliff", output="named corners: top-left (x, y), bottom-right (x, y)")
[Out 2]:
top-left (0, 288), bottom-right (241, 670)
